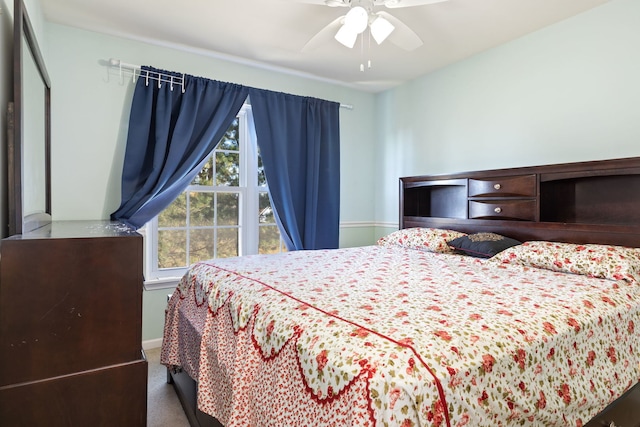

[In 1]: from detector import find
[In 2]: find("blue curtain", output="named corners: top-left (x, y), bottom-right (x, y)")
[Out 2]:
top-left (111, 67), bottom-right (249, 228)
top-left (248, 88), bottom-right (341, 250)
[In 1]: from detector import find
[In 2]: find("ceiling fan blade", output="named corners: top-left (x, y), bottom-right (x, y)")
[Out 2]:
top-left (324, 0), bottom-right (350, 6)
top-left (281, 0), bottom-right (349, 5)
top-left (301, 16), bottom-right (345, 52)
top-left (376, 11), bottom-right (423, 51)
top-left (383, 0), bottom-right (448, 8)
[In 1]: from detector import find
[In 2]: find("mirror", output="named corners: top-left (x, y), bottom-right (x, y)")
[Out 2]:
top-left (8, 0), bottom-right (51, 235)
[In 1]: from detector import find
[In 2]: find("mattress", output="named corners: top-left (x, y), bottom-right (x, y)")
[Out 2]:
top-left (161, 244), bottom-right (640, 427)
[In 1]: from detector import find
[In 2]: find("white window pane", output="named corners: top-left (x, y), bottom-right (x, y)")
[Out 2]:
top-left (215, 152), bottom-right (239, 186)
top-left (219, 118), bottom-right (239, 150)
top-left (257, 149), bottom-right (266, 187)
top-left (216, 228), bottom-right (238, 258)
top-left (158, 193), bottom-right (186, 227)
top-left (158, 229), bottom-right (187, 268)
top-left (189, 228), bottom-right (214, 264)
top-left (189, 192), bottom-right (214, 226)
top-left (217, 193), bottom-right (239, 226)
top-left (191, 156), bottom-right (213, 186)
top-left (258, 192), bottom-right (275, 224)
top-left (259, 225), bottom-right (282, 255)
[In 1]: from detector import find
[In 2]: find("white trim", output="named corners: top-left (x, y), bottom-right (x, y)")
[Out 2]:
top-left (144, 276), bottom-right (180, 291)
top-left (339, 221), bottom-right (374, 228)
top-left (374, 221), bottom-right (398, 229)
top-left (339, 221), bottom-right (398, 229)
top-left (142, 338), bottom-right (163, 350)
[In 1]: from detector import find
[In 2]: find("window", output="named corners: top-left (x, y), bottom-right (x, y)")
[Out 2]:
top-left (144, 105), bottom-right (285, 284)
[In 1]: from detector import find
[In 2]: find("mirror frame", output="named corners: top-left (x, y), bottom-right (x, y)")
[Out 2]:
top-left (8, 0), bottom-right (52, 235)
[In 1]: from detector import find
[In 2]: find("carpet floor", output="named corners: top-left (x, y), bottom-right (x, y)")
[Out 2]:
top-left (147, 347), bottom-right (190, 427)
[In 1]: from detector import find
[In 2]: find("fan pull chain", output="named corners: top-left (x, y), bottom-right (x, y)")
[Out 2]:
top-left (368, 29), bottom-right (372, 69)
top-left (359, 29), bottom-right (373, 72)
top-left (360, 31), bottom-right (365, 71)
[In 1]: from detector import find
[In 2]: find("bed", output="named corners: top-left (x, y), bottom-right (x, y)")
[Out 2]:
top-left (161, 156), bottom-right (640, 427)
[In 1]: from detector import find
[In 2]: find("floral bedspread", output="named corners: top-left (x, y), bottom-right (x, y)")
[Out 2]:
top-left (161, 245), bottom-right (640, 427)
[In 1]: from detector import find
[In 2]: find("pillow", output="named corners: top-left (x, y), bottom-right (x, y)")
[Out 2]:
top-left (491, 241), bottom-right (640, 283)
top-left (447, 232), bottom-right (521, 258)
top-left (377, 228), bottom-right (467, 254)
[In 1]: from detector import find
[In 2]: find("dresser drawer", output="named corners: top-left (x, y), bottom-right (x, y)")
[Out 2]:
top-left (469, 200), bottom-right (536, 221)
top-left (468, 175), bottom-right (536, 197)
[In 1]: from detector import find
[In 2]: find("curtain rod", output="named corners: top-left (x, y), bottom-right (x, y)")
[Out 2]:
top-left (108, 58), bottom-right (353, 110)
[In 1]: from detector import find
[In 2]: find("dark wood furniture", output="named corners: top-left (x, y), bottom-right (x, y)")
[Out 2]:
top-left (0, 220), bottom-right (147, 426)
top-left (401, 156), bottom-right (640, 247)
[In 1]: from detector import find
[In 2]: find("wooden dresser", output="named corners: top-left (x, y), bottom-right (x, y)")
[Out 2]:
top-left (0, 220), bottom-right (147, 426)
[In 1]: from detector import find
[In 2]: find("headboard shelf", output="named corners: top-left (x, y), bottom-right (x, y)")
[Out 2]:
top-left (540, 174), bottom-right (640, 226)
top-left (402, 182), bottom-right (467, 219)
top-left (400, 156), bottom-right (640, 248)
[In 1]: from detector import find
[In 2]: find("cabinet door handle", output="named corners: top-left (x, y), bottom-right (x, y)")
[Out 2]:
top-left (494, 207), bottom-right (502, 214)
top-left (494, 183), bottom-right (501, 190)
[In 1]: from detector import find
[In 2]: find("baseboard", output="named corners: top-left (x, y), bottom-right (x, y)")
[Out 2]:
top-left (142, 338), bottom-right (162, 350)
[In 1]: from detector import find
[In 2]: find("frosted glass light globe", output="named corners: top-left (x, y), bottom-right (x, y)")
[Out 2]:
top-left (344, 6), bottom-right (368, 34)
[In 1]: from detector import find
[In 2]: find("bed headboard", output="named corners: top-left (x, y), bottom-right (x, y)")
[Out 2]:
top-left (400, 156), bottom-right (640, 248)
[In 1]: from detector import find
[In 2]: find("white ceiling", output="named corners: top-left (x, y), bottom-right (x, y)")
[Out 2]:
top-left (41, 0), bottom-right (611, 92)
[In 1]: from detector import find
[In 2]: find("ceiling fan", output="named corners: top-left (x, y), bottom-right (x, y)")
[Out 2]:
top-left (301, 0), bottom-right (449, 52)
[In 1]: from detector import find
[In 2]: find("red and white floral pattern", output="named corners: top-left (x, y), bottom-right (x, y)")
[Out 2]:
top-left (377, 227), bottom-right (467, 254)
top-left (161, 245), bottom-right (640, 427)
top-left (491, 241), bottom-right (640, 283)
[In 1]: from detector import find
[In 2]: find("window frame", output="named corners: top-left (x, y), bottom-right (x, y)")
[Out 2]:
top-left (143, 104), bottom-right (281, 287)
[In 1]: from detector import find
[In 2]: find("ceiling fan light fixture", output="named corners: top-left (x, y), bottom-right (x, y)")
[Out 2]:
top-left (343, 6), bottom-right (368, 34)
top-left (370, 16), bottom-right (395, 44)
top-left (334, 25), bottom-right (358, 48)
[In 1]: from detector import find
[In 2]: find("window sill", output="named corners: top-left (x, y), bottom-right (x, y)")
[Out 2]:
top-left (143, 276), bottom-right (181, 291)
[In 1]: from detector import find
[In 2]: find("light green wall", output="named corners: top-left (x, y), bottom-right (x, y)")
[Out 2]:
top-left (143, 288), bottom-right (171, 343)
top-left (338, 224), bottom-right (376, 248)
top-left (374, 0), bottom-right (640, 225)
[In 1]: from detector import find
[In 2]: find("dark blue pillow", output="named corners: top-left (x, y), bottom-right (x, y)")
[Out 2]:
top-left (447, 233), bottom-right (521, 258)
